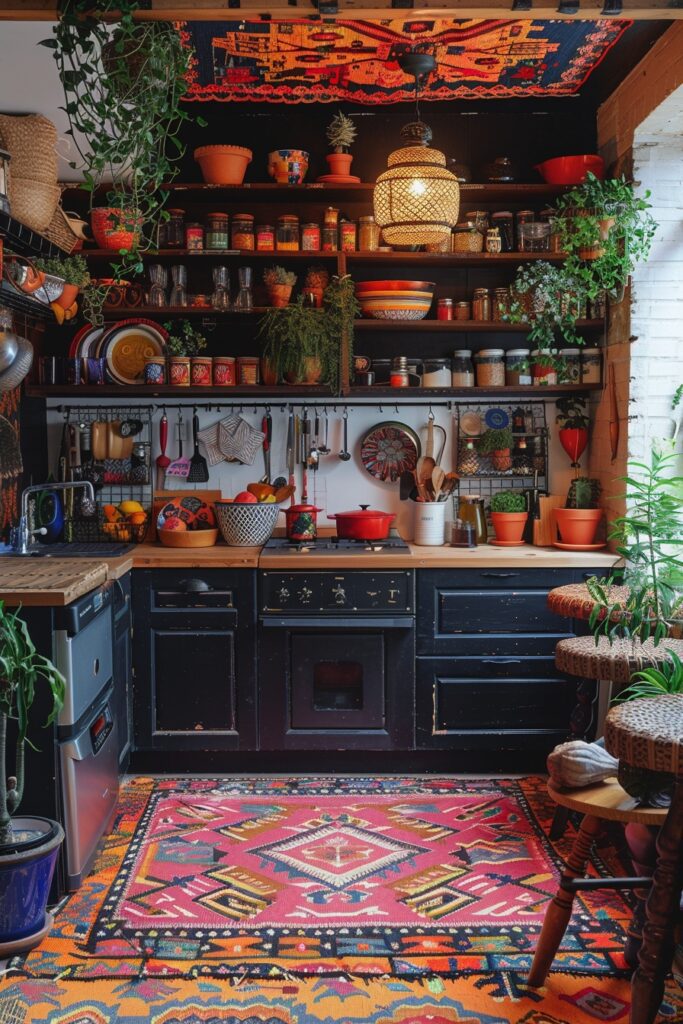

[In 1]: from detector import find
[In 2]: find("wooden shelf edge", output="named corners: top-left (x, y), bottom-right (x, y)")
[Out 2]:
top-left (25, 383), bottom-right (602, 399)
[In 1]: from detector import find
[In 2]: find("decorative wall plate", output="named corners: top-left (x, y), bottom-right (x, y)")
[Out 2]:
top-left (360, 421), bottom-right (421, 483)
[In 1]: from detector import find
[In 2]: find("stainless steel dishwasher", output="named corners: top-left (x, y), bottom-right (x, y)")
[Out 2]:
top-left (53, 584), bottom-right (119, 890)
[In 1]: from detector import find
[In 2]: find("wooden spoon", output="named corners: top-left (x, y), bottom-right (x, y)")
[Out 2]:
top-left (431, 466), bottom-right (445, 500)
top-left (418, 417), bottom-right (436, 487)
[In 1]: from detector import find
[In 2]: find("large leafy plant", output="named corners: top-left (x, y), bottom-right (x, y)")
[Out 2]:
top-left (504, 261), bottom-right (583, 348)
top-left (613, 649), bottom-right (683, 704)
top-left (0, 603), bottom-right (65, 844)
top-left (553, 174), bottom-right (657, 300)
top-left (43, 1), bottom-right (200, 279)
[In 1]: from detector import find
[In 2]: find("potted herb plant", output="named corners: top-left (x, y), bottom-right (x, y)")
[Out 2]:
top-left (490, 490), bottom-right (528, 544)
top-left (553, 174), bottom-right (657, 301)
top-left (0, 602), bottom-right (65, 953)
top-left (325, 110), bottom-right (357, 179)
top-left (163, 320), bottom-right (207, 387)
top-left (556, 395), bottom-right (590, 467)
top-left (34, 254), bottom-right (95, 324)
top-left (553, 476), bottom-right (603, 548)
top-left (263, 266), bottom-right (297, 308)
top-left (477, 426), bottom-right (514, 472)
top-left (505, 261), bottom-right (583, 350)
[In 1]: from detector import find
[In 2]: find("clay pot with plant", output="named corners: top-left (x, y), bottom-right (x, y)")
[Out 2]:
top-left (264, 266), bottom-right (297, 308)
top-left (477, 426), bottom-right (514, 473)
top-left (325, 110), bottom-right (357, 178)
top-left (490, 490), bottom-right (528, 543)
top-left (553, 477), bottom-right (603, 547)
top-left (304, 265), bottom-right (330, 308)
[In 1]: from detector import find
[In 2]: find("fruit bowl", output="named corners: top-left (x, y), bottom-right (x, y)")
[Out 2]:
top-left (214, 501), bottom-right (280, 546)
top-left (159, 528), bottom-right (219, 548)
top-left (355, 280), bottom-right (435, 321)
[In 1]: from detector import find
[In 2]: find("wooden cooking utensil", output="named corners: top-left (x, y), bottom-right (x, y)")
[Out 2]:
top-left (431, 465), bottom-right (446, 500)
top-left (418, 416), bottom-right (436, 486)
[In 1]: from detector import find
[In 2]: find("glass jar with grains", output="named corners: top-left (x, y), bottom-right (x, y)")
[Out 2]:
top-left (452, 349), bottom-right (474, 387)
top-left (474, 348), bottom-right (505, 387)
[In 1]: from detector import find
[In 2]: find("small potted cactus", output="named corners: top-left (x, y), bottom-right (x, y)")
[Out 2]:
top-left (263, 266), bottom-right (297, 308)
top-left (553, 477), bottom-right (603, 547)
top-left (490, 490), bottom-right (528, 544)
top-left (325, 110), bottom-right (357, 179)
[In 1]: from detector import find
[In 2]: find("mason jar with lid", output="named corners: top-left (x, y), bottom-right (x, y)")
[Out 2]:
top-left (301, 222), bottom-right (321, 251)
top-left (472, 287), bottom-right (491, 321)
top-left (454, 300), bottom-right (471, 321)
top-left (422, 359), bottom-right (451, 388)
top-left (464, 210), bottom-right (490, 235)
top-left (581, 347), bottom-right (602, 384)
top-left (256, 224), bottom-right (274, 251)
top-left (340, 220), bottom-right (357, 252)
top-left (515, 209), bottom-right (534, 250)
top-left (505, 348), bottom-right (531, 386)
top-left (474, 348), bottom-right (505, 387)
top-left (359, 215), bottom-right (380, 251)
top-left (452, 349), bottom-right (474, 387)
top-left (277, 214), bottom-right (300, 251)
top-left (559, 347), bottom-right (581, 383)
top-left (165, 208), bottom-right (185, 248)
top-left (452, 221), bottom-right (484, 253)
top-left (492, 286), bottom-right (511, 320)
top-left (232, 214), bottom-right (255, 250)
top-left (206, 212), bottom-right (229, 250)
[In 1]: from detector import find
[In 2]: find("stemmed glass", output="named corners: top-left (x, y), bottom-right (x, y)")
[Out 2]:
top-left (170, 265), bottom-right (187, 307)
top-left (233, 266), bottom-right (253, 312)
top-left (212, 266), bottom-right (231, 311)
top-left (148, 264), bottom-right (167, 308)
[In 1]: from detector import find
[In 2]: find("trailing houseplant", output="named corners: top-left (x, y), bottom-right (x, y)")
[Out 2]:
top-left (553, 174), bottom-right (657, 301)
top-left (0, 602), bottom-right (65, 950)
top-left (490, 490), bottom-right (528, 544)
top-left (325, 110), bottom-right (357, 178)
top-left (505, 261), bottom-right (583, 349)
top-left (43, 0), bottom-right (200, 280)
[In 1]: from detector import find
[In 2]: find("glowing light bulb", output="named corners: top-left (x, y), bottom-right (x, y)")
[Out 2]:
top-left (409, 178), bottom-right (427, 198)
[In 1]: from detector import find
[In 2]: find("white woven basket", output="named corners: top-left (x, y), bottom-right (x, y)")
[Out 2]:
top-left (215, 501), bottom-right (280, 546)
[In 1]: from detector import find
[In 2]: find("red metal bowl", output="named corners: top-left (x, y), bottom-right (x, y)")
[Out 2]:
top-left (355, 280), bottom-right (436, 293)
top-left (328, 506), bottom-right (396, 540)
top-left (534, 155), bottom-right (605, 185)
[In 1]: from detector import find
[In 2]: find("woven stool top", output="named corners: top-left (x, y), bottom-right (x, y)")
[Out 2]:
top-left (605, 695), bottom-right (683, 774)
top-left (548, 583), bottom-right (629, 622)
top-left (555, 635), bottom-right (683, 684)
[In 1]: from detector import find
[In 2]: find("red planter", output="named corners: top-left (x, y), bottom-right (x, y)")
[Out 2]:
top-left (91, 208), bottom-right (142, 252)
top-left (328, 505), bottom-right (395, 541)
top-left (326, 152), bottom-right (354, 177)
top-left (559, 427), bottom-right (589, 466)
top-left (491, 511), bottom-right (528, 544)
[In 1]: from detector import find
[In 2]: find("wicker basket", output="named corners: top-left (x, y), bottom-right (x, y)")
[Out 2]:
top-left (0, 114), bottom-right (58, 184)
top-left (214, 501), bottom-right (280, 546)
top-left (9, 177), bottom-right (61, 233)
top-left (43, 205), bottom-right (84, 254)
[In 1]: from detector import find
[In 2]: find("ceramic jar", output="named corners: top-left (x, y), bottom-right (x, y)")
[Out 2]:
top-left (144, 356), bottom-right (166, 385)
top-left (213, 356), bottom-right (236, 386)
top-left (191, 356), bottom-right (212, 386)
top-left (414, 501), bottom-right (446, 546)
top-left (169, 355), bottom-right (190, 386)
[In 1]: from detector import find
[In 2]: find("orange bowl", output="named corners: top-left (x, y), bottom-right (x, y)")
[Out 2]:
top-left (158, 528), bottom-right (218, 548)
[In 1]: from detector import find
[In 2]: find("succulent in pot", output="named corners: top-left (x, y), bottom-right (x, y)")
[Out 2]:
top-left (477, 426), bottom-right (514, 473)
top-left (0, 602), bottom-right (66, 953)
top-left (490, 490), bottom-right (528, 544)
top-left (263, 265), bottom-right (297, 308)
top-left (553, 476), bottom-right (603, 547)
top-left (325, 110), bottom-right (357, 178)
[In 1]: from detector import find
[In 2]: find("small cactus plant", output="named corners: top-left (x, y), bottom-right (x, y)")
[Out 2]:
top-left (566, 477), bottom-right (601, 509)
top-left (326, 110), bottom-right (357, 153)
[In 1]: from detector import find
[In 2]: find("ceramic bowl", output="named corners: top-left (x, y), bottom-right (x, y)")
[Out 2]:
top-left (268, 149), bottom-right (309, 185)
top-left (159, 528), bottom-right (218, 548)
top-left (355, 282), bottom-right (435, 321)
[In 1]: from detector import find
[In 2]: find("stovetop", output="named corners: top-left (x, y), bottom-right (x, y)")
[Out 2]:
top-left (263, 537), bottom-right (410, 555)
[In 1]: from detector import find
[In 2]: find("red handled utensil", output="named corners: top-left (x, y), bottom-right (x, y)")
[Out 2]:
top-left (155, 409), bottom-right (171, 490)
top-left (262, 410), bottom-right (272, 482)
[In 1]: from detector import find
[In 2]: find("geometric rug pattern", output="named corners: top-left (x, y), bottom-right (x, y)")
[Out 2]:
top-left (3, 776), bottom-right (683, 1023)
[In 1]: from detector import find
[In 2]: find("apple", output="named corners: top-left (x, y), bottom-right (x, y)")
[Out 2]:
top-left (234, 491), bottom-right (258, 504)
top-left (163, 516), bottom-right (187, 531)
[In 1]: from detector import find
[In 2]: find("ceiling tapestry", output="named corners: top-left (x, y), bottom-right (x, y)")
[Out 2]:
top-left (178, 19), bottom-right (631, 104)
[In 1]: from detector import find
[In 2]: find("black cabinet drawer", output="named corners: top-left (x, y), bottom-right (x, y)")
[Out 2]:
top-left (438, 588), bottom-right (560, 634)
top-left (422, 632), bottom-right (573, 658)
top-left (416, 657), bottom-right (575, 749)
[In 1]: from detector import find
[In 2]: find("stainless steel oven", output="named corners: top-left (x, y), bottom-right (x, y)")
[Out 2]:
top-left (258, 568), bottom-right (415, 750)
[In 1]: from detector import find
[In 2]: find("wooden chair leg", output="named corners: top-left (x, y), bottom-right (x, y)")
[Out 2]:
top-left (550, 804), bottom-right (570, 841)
top-left (630, 775), bottom-right (683, 1024)
top-left (528, 813), bottom-right (602, 987)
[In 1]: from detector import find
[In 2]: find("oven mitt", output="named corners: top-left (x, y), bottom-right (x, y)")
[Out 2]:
top-left (219, 415), bottom-right (265, 466)
top-left (197, 421), bottom-right (227, 467)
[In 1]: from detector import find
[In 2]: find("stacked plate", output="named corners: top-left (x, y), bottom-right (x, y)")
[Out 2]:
top-left (69, 318), bottom-right (168, 385)
top-left (355, 280), bottom-right (435, 321)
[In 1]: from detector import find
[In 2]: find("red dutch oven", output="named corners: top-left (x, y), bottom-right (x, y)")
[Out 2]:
top-left (328, 504), bottom-right (396, 540)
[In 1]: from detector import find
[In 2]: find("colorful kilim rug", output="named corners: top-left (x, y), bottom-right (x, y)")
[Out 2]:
top-left (179, 19), bottom-right (631, 104)
top-left (4, 776), bottom-right (683, 1024)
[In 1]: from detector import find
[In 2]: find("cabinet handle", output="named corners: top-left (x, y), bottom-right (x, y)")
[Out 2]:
top-left (481, 572), bottom-right (520, 578)
top-left (481, 658), bottom-right (522, 664)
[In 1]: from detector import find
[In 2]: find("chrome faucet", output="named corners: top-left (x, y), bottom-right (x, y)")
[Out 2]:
top-left (10, 481), bottom-right (96, 554)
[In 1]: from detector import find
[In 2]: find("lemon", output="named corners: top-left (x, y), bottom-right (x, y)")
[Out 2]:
top-left (262, 494), bottom-right (277, 503)
top-left (119, 499), bottom-right (144, 515)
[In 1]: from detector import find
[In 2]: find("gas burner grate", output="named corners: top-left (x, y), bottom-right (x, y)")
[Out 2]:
top-left (264, 537), bottom-right (410, 554)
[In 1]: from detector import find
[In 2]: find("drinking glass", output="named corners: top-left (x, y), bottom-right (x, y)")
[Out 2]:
top-left (233, 266), bottom-right (253, 312)
top-left (170, 265), bottom-right (187, 307)
top-left (212, 266), bottom-right (231, 311)
top-left (148, 264), bottom-right (168, 308)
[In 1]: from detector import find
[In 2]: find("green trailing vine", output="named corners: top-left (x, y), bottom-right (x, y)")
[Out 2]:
top-left (504, 261), bottom-right (583, 349)
top-left (42, 1), bottom-right (202, 281)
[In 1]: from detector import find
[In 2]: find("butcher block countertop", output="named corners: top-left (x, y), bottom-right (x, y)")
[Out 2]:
top-left (0, 558), bottom-right (114, 607)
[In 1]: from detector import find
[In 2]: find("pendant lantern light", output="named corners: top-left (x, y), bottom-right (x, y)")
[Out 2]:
top-left (373, 51), bottom-right (460, 247)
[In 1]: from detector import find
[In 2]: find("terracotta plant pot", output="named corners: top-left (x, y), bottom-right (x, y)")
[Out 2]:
top-left (491, 448), bottom-right (512, 472)
top-left (53, 283), bottom-right (79, 310)
top-left (285, 357), bottom-right (322, 385)
top-left (194, 145), bottom-right (252, 185)
top-left (326, 152), bottom-right (353, 177)
top-left (260, 358), bottom-right (278, 386)
top-left (491, 511), bottom-right (528, 543)
top-left (553, 507), bottom-right (604, 547)
top-left (268, 284), bottom-right (293, 308)
top-left (91, 207), bottom-right (142, 251)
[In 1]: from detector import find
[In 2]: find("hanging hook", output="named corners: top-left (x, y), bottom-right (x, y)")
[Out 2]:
top-left (428, 406), bottom-right (434, 420)
top-left (379, 404), bottom-right (383, 414)
top-left (394, 404), bottom-right (399, 415)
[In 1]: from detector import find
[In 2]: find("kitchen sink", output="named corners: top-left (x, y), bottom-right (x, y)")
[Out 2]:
top-left (0, 542), bottom-right (134, 557)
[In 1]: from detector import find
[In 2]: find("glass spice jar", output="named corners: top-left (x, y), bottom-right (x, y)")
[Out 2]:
top-left (277, 215), bottom-right (300, 251)
top-left (451, 349), bottom-right (474, 387)
top-left (324, 207), bottom-right (340, 227)
top-left (492, 286), bottom-right (511, 320)
top-left (237, 356), bottom-right (260, 385)
top-left (206, 212), bottom-right (229, 250)
top-left (452, 221), bottom-right (484, 253)
top-left (358, 215), bottom-right (380, 251)
top-left (491, 211), bottom-right (514, 252)
top-left (474, 348), bottom-right (505, 387)
top-left (437, 298), bottom-right (453, 321)
top-left (185, 222), bottom-right (204, 252)
top-left (301, 222), bottom-right (321, 251)
top-left (340, 220), bottom-right (357, 251)
top-left (256, 224), bottom-right (275, 252)
top-left (515, 210), bottom-right (534, 250)
top-left (505, 348), bottom-right (531, 386)
top-left (390, 355), bottom-right (410, 388)
top-left (422, 359), bottom-right (451, 388)
top-left (232, 214), bottom-right (255, 250)
top-left (454, 300), bottom-right (471, 321)
top-left (472, 287), bottom-right (492, 321)
top-left (322, 225), bottom-right (337, 251)
top-left (581, 347), bottom-right (602, 384)
top-left (559, 347), bottom-right (581, 383)
top-left (165, 209), bottom-right (185, 248)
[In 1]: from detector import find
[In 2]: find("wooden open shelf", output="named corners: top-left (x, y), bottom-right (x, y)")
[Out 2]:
top-left (84, 248), bottom-right (565, 265)
top-left (354, 318), bottom-right (603, 332)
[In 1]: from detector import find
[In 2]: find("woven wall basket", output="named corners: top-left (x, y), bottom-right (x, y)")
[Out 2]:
top-left (9, 177), bottom-right (61, 233)
top-left (0, 113), bottom-right (58, 185)
top-left (43, 205), bottom-right (84, 254)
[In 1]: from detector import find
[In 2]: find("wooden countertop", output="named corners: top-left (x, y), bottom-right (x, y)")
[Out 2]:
top-left (0, 558), bottom-right (112, 607)
top-left (258, 544), bottom-right (620, 570)
top-left (129, 543), bottom-right (261, 569)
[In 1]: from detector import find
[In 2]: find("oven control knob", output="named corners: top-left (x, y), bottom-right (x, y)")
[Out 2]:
top-left (297, 586), bottom-right (313, 604)
top-left (277, 587), bottom-right (290, 602)
top-left (332, 585), bottom-right (347, 605)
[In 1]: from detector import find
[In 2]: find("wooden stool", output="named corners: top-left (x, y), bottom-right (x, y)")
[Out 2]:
top-left (528, 779), bottom-right (667, 988)
top-left (605, 694), bottom-right (683, 1024)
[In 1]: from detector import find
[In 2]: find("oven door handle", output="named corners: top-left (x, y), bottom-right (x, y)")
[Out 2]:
top-left (260, 616), bottom-right (414, 629)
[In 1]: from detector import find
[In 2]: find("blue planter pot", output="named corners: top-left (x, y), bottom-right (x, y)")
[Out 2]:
top-left (0, 817), bottom-right (63, 945)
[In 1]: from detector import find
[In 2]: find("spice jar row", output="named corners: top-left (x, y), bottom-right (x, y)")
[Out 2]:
top-left (437, 286), bottom-right (604, 322)
top-left (451, 208), bottom-right (561, 254)
top-left (156, 208), bottom-right (383, 253)
top-left (143, 355), bottom-right (261, 387)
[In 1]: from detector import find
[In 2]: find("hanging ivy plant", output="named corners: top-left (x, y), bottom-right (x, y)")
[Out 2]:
top-left (42, 1), bottom-right (203, 280)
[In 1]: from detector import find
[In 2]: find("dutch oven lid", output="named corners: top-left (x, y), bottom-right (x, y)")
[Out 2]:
top-left (330, 505), bottom-right (395, 519)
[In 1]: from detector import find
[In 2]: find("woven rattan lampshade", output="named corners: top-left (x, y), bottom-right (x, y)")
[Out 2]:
top-left (373, 122), bottom-right (460, 246)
